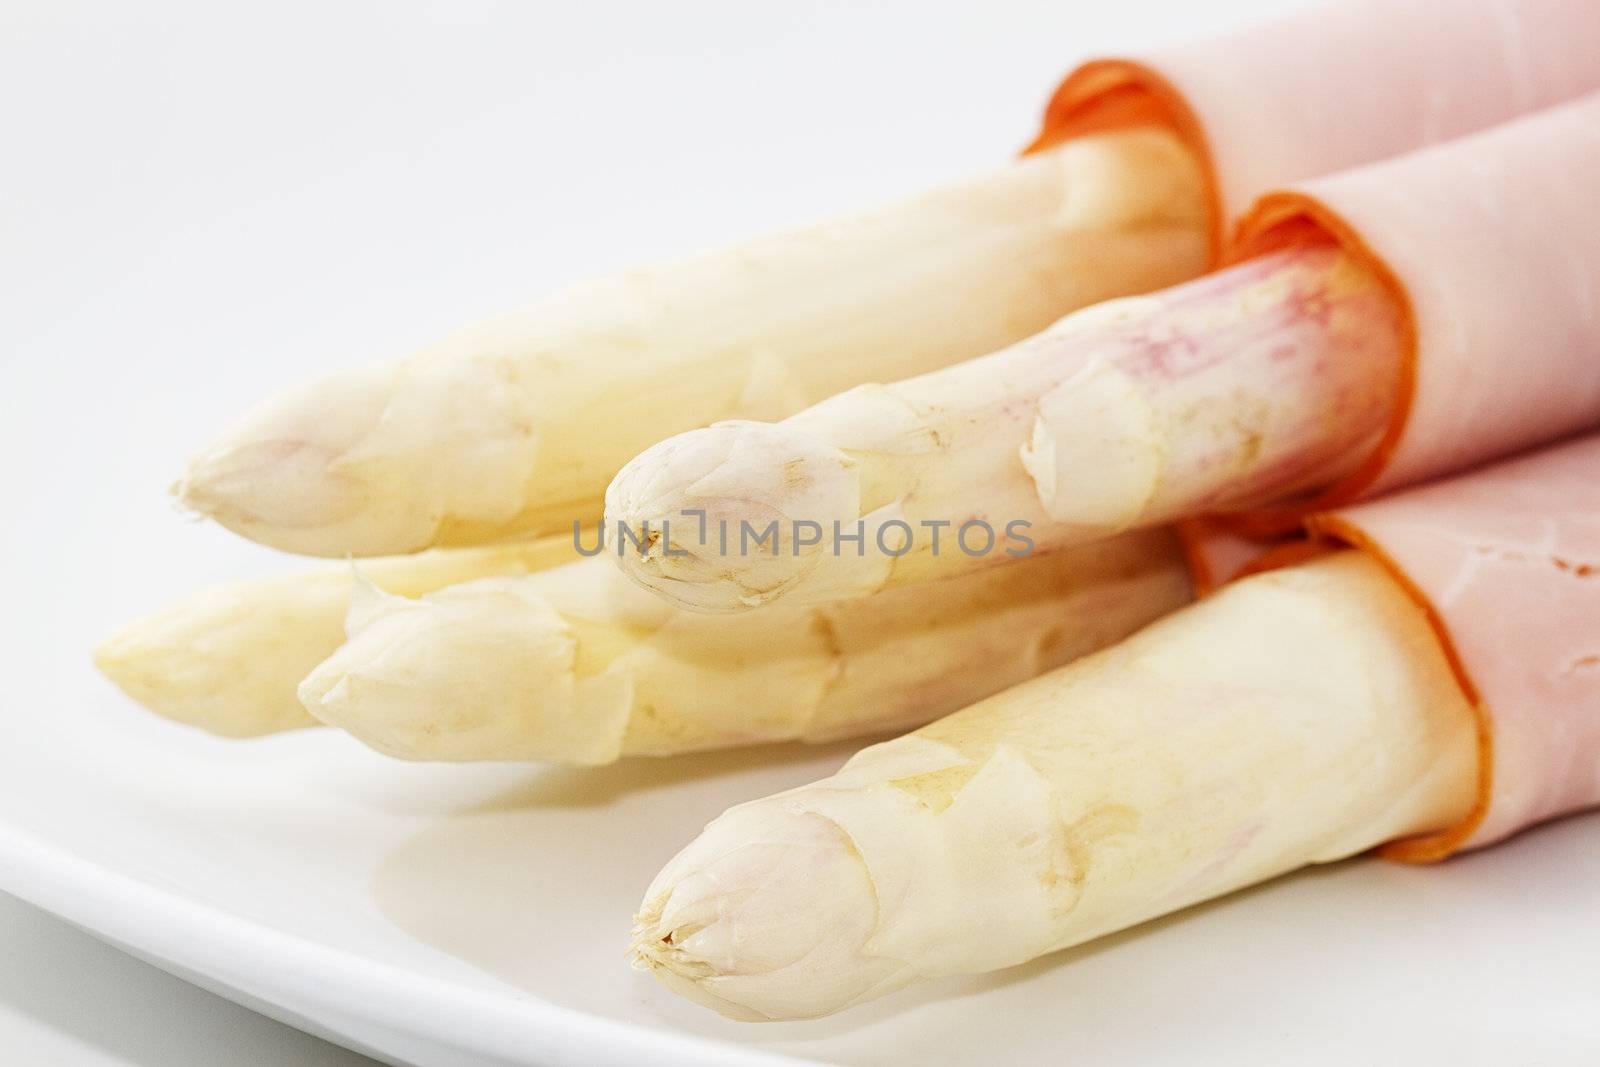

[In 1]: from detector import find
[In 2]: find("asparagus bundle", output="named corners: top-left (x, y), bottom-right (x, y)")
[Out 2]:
top-left (606, 240), bottom-right (1400, 611)
top-left (630, 551), bottom-right (1479, 1019)
top-left (298, 531), bottom-right (1187, 764)
top-left (177, 129), bottom-right (1206, 558)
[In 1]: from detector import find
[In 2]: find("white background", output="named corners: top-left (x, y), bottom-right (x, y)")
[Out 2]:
top-left (2, 1), bottom-right (1596, 1064)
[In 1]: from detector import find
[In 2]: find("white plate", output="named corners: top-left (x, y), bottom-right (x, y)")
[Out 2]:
top-left (4, 2), bottom-right (1597, 1064)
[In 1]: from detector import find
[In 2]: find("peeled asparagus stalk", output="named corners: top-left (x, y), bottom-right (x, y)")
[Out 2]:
top-left (93, 539), bottom-right (575, 737)
top-left (630, 550), bottom-right (1479, 1020)
top-left (177, 129), bottom-right (1206, 558)
top-left (606, 241), bottom-right (1402, 613)
top-left (298, 530), bottom-right (1189, 764)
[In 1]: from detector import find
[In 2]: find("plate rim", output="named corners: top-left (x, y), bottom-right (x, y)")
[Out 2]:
top-left (0, 820), bottom-right (828, 1067)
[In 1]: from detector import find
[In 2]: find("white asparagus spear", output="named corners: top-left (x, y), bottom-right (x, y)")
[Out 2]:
top-left (176, 129), bottom-right (1206, 558)
top-left (93, 539), bottom-right (576, 737)
top-left (630, 550), bottom-right (1478, 1020)
top-left (606, 241), bottom-right (1402, 613)
top-left (298, 531), bottom-right (1189, 764)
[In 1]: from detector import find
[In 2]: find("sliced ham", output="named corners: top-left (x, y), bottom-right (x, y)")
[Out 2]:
top-left (1029, 0), bottom-right (1600, 256)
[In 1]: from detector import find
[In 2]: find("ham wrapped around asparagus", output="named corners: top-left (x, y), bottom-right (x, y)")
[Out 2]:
top-left (608, 89), bottom-right (1600, 612)
top-left (99, 3), bottom-right (1598, 785)
top-left (632, 433), bottom-right (1600, 1019)
top-left (176, 0), bottom-right (1598, 561)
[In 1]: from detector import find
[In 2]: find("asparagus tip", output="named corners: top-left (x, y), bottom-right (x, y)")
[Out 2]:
top-left (604, 421), bottom-right (862, 613)
top-left (629, 804), bottom-right (896, 1020)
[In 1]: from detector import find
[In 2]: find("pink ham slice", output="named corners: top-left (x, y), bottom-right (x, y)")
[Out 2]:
top-left (1028, 0), bottom-right (1600, 258)
top-left (1301, 433), bottom-right (1600, 862)
top-left (1180, 93), bottom-right (1600, 591)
